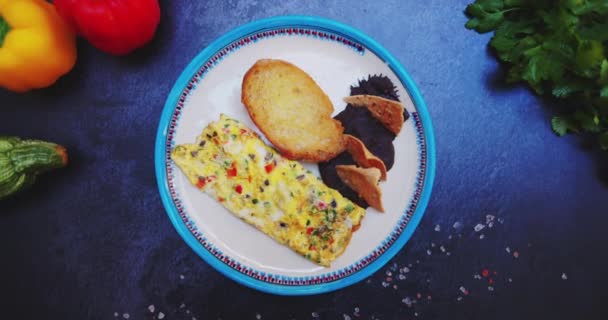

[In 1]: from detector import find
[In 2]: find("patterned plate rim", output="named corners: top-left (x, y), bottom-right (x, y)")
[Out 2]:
top-left (154, 15), bottom-right (436, 296)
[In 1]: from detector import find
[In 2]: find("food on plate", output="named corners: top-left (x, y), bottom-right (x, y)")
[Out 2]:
top-left (320, 75), bottom-right (409, 208)
top-left (335, 165), bottom-right (383, 212)
top-left (171, 114), bottom-right (366, 266)
top-left (241, 59), bottom-right (345, 162)
top-left (1, 137), bottom-right (68, 200)
top-left (344, 95), bottom-right (405, 135)
top-left (0, 0), bottom-right (77, 93)
top-left (344, 134), bottom-right (387, 181)
top-left (54, 0), bottom-right (161, 55)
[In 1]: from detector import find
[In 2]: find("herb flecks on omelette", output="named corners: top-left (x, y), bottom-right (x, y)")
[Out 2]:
top-left (171, 114), bottom-right (366, 266)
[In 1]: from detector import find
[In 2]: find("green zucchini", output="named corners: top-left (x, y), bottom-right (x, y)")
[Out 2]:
top-left (0, 136), bottom-right (68, 200)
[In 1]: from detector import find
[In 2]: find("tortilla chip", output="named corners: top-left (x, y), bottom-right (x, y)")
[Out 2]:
top-left (344, 134), bottom-right (387, 180)
top-left (336, 165), bottom-right (384, 212)
top-left (344, 95), bottom-right (405, 135)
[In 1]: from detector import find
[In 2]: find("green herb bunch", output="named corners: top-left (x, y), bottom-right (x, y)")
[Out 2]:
top-left (465, 0), bottom-right (608, 148)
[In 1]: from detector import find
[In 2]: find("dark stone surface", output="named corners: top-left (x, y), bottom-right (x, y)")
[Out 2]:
top-left (0, 1), bottom-right (606, 319)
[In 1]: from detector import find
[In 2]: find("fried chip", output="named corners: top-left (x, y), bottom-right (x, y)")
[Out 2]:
top-left (336, 165), bottom-right (384, 212)
top-left (343, 95), bottom-right (405, 135)
top-left (344, 134), bottom-right (387, 181)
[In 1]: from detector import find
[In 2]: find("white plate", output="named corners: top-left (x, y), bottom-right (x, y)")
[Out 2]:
top-left (155, 16), bottom-right (436, 295)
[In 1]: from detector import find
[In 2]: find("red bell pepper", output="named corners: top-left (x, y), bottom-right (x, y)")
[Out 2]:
top-left (54, 0), bottom-right (161, 55)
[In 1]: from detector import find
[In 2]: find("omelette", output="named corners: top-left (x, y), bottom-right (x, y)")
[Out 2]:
top-left (171, 114), bottom-right (366, 266)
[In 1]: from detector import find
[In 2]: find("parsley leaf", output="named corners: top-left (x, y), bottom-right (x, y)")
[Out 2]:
top-left (466, 0), bottom-right (608, 150)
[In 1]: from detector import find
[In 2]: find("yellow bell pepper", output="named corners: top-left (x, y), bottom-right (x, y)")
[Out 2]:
top-left (0, 0), bottom-right (77, 92)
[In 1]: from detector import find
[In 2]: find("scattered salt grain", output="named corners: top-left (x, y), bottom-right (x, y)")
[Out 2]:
top-left (148, 305), bottom-right (155, 313)
top-left (414, 312), bottom-right (419, 317)
top-left (434, 225), bottom-right (441, 232)
top-left (402, 297), bottom-right (413, 307)
top-left (486, 214), bottom-right (495, 225)
top-left (562, 273), bottom-right (568, 280)
top-left (473, 274), bottom-right (482, 280)
top-left (457, 296), bottom-right (463, 302)
top-left (453, 221), bottom-right (463, 229)
top-left (488, 286), bottom-right (494, 291)
top-left (122, 314), bottom-right (130, 319)
top-left (439, 246), bottom-right (446, 253)
top-left (312, 312), bottom-right (320, 318)
top-left (498, 217), bottom-right (504, 224)
top-left (474, 224), bottom-right (485, 232)
top-left (343, 314), bottom-right (351, 320)
top-left (448, 235), bottom-right (452, 239)
top-left (401, 267), bottom-right (410, 273)
top-left (179, 303), bottom-right (186, 309)
top-left (390, 263), bottom-right (398, 271)
top-left (508, 278), bottom-right (513, 282)
top-left (446, 252), bottom-right (451, 256)
top-left (186, 310), bottom-right (191, 314)
top-left (479, 234), bottom-right (485, 239)
top-left (256, 313), bottom-right (262, 319)
top-left (393, 284), bottom-right (398, 290)
top-left (431, 242), bottom-right (436, 247)
top-left (158, 312), bottom-right (165, 320)
top-left (193, 318), bottom-right (197, 320)
top-left (385, 270), bottom-right (392, 277)
top-left (398, 274), bottom-right (406, 280)
top-left (459, 286), bottom-right (469, 295)
top-left (426, 249), bottom-right (432, 256)
top-left (180, 274), bottom-right (185, 280)
top-left (114, 313), bottom-right (118, 317)
top-left (381, 281), bottom-right (389, 288)
top-left (506, 247), bottom-right (511, 253)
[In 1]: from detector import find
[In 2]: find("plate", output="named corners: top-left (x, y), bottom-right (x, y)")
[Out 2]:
top-left (155, 16), bottom-right (436, 295)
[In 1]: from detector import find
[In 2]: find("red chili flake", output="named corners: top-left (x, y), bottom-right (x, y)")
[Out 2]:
top-left (218, 197), bottom-right (225, 202)
top-left (213, 138), bottom-right (219, 145)
top-left (235, 185), bottom-right (243, 194)
top-left (226, 164), bottom-right (237, 177)
top-left (488, 278), bottom-right (494, 285)
top-left (306, 227), bottom-right (314, 235)
top-left (240, 128), bottom-right (247, 134)
top-left (329, 238), bottom-right (335, 245)
top-left (248, 175), bottom-right (252, 183)
top-left (310, 245), bottom-right (317, 251)
top-left (513, 251), bottom-right (520, 258)
top-left (481, 269), bottom-right (490, 278)
top-left (318, 202), bottom-right (326, 210)
top-left (265, 163), bottom-right (275, 173)
top-left (196, 177), bottom-right (206, 189)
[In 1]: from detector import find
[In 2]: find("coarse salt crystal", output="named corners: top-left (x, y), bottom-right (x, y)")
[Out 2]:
top-left (440, 246), bottom-right (446, 253)
top-left (385, 270), bottom-right (392, 277)
top-left (123, 314), bottom-right (130, 319)
top-left (508, 278), bottom-right (513, 282)
top-left (457, 296), bottom-right (463, 301)
top-left (354, 307), bottom-right (360, 313)
top-left (473, 274), bottom-right (482, 280)
top-left (459, 286), bottom-right (469, 295)
top-left (148, 305), bottom-right (155, 313)
top-left (402, 297), bottom-right (413, 307)
top-left (114, 312), bottom-right (118, 317)
top-left (446, 252), bottom-right (451, 256)
top-left (180, 303), bottom-right (186, 309)
top-left (158, 312), bottom-right (165, 320)
top-left (186, 310), bottom-right (191, 314)
top-left (398, 274), bottom-right (406, 280)
top-left (434, 225), bottom-right (441, 232)
top-left (180, 274), bottom-right (185, 280)
top-left (414, 312), bottom-right (418, 317)
top-left (381, 281), bottom-right (389, 287)
top-left (343, 314), bottom-right (351, 320)
top-left (488, 286), bottom-right (494, 291)
top-left (561, 273), bottom-right (568, 280)
top-left (474, 224), bottom-right (485, 232)
top-left (506, 247), bottom-right (511, 253)
top-left (256, 313), bottom-right (262, 319)
top-left (426, 249), bottom-right (432, 255)
top-left (479, 234), bottom-right (485, 239)
top-left (401, 267), bottom-right (410, 273)
top-left (448, 235), bottom-right (452, 239)
top-left (312, 312), bottom-right (319, 318)
top-left (453, 221), bottom-right (463, 229)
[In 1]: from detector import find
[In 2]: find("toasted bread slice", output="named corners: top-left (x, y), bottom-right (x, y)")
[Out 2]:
top-left (343, 95), bottom-right (405, 135)
top-left (336, 165), bottom-right (384, 212)
top-left (242, 59), bottom-right (345, 162)
top-left (344, 134), bottom-right (387, 180)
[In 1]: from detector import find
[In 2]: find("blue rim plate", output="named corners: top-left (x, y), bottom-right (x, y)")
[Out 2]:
top-left (155, 15), bottom-right (436, 295)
